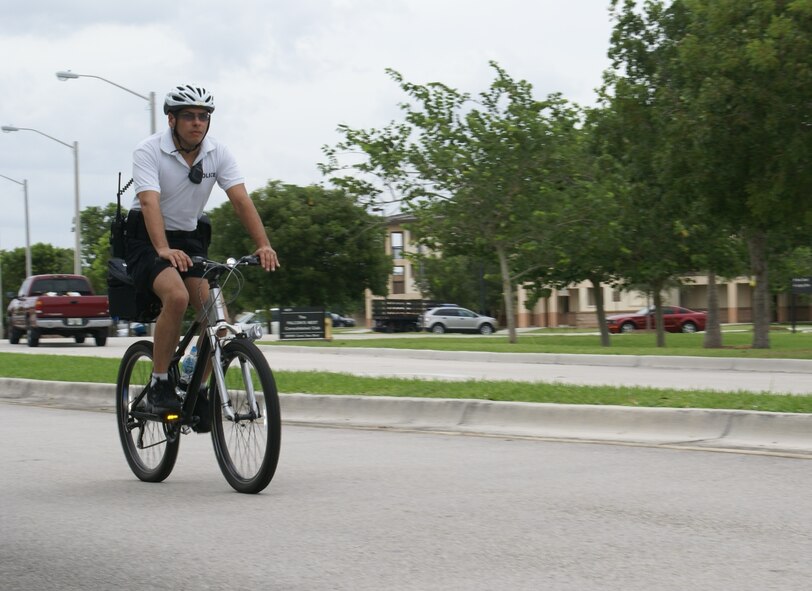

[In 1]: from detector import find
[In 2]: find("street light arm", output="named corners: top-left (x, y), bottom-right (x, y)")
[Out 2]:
top-left (55, 71), bottom-right (150, 101)
top-left (2, 126), bottom-right (72, 149)
top-left (1, 125), bottom-right (81, 275)
top-left (0, 173), bottom-right (24, 186)
top-left (55, 70), bottom-right (157, 134)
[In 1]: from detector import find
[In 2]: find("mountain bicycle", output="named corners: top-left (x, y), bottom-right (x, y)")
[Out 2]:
top-left (115, 255), bottom-right (281, 494)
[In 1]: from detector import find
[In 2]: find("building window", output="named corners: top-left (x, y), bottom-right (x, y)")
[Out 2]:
top-left (391, 232), bottom-right (404, 259)
top-left (613, 289), bottom-right (621, 303)
top-left (392, 265), bottom-right (405, 294)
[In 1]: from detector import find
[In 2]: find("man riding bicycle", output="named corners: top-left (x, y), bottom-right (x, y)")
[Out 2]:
top-left (126, 84), bottom-right (278, 426)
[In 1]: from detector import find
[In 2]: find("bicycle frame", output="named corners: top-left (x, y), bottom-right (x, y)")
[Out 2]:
top-left (172, 258), bottom-right (263, 425)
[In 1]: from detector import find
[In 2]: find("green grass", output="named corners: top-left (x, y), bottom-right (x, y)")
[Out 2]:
top-left (267, 330), bottom-right (812, 359)
top-left (1, 351), bottom-right (810, 414)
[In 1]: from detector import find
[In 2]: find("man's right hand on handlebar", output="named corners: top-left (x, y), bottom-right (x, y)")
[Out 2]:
top-left (253, 244), bottom-right (280, 272)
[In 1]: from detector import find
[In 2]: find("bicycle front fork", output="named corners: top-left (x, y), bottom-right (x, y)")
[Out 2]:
top-left (204, 285), bottom-right (260, 422)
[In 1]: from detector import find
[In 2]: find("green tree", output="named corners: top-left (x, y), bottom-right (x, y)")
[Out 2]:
top-left (207, 182), bottom-right (390, 313)
top-left (324, 63), bottom-right (584, 343)
top-left (520, 109), bottom-right (629, 346)
top-left (1, 243), bottom-right (74, 311)
top-left (74, 203), bottom-right (128, 293)
top-left (597, 44), bottom-right (693, 345)
top-left (616, 0), bottom-right (812, 348)
top-left (410, 252), bottom-right (503, 317)
top-left (80, 203), bottom-right (125, 269)
top-left (602, 0), bottom-right (758, 347)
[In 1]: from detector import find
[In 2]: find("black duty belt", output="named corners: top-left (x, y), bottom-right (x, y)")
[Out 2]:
top-left (127, 210), bottom-right (201, 240)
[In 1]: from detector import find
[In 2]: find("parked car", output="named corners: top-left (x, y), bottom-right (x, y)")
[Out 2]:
top-left (420, 306), bottom-right (498, 335)
top-left (606, 306), bottom-right (707, 334)
top-left (235, 308), bottom-right (279, 335)
top-left (327, 312), bottom-right (356, 328)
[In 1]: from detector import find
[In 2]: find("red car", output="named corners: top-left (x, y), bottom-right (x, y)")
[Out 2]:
top-left (606, 306), bottom-right (707, 334)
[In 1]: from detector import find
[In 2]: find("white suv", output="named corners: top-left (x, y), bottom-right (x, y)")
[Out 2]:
top-left (420, 307), bottom-right (497, 335)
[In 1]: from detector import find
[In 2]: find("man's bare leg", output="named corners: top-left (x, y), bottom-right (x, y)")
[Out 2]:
top-left (151, 268), bottom-right (190, 374)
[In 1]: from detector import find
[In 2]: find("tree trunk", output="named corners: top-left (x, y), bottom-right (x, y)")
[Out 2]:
top-left (653, 286), bottom-right (666, 347)
top-left (703, 271), bottom-right (722, 348)
top-left (591, 277), bottom-right (611, 347)
top-left (496, 245), bottom-right (517, 344)
top-left (747, 231), bottom-right (771, 349)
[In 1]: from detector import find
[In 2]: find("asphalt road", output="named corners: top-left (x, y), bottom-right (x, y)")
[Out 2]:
top-left (2, 403), bottom-right (812, 591)
top-left (2, 335), bottom-right (812, 394)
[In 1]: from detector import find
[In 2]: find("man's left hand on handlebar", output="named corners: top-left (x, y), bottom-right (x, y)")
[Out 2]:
top-left (254, 245), bottom-right (280, 272)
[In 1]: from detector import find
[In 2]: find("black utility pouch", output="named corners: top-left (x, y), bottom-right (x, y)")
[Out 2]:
top-left (107, 257), bottom-right (161, 322)
top-left (107, 257), bottom-right (137, 320)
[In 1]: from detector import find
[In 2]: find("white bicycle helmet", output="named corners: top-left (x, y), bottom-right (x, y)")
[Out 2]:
top-left (163, 85), bottom-right (216, 114)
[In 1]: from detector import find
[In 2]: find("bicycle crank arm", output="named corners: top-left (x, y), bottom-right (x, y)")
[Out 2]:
top-left (130, 409), bottom-right (182, 423)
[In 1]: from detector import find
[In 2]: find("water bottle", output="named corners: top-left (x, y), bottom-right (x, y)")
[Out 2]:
top-left (179, 346), bottom-right (198, 387)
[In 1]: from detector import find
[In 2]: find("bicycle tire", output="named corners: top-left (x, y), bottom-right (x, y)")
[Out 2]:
top-left (116, 340), bottom-right (180, 483)
top-left (211, 339), bottom-right (281, 494)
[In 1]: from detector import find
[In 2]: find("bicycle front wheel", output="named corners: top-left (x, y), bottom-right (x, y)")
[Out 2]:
top-left (116, 340), bottom-right (180, 483)
top-left (211, 339), bottom-right (281, 494)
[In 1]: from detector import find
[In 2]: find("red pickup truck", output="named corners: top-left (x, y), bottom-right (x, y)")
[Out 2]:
top-left (7, 274), bottom-right (113, 347)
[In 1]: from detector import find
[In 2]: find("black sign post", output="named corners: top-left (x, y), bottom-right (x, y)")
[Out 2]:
top-left (790, 277), bottom-right (812, 333)
top-left (279, 307), bottom-right (326, 340)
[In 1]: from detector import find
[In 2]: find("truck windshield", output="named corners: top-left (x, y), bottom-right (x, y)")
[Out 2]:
top-left (29, 278), bottom-right (92, 296)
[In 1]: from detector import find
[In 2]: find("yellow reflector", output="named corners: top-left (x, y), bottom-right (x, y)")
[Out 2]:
top-left (166, 414), bottom-right (180, 421)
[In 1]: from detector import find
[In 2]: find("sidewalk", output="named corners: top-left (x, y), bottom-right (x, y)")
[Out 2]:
top-left (2, 377), bottom-right (811, 458)
top-left (264, 344), bottom-right (812, 374)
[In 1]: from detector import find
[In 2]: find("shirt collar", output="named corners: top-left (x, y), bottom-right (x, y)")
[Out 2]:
top-left (159, 127), bottom-right (214, 158)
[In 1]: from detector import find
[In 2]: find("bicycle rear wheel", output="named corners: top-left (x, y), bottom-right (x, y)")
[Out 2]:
top-left (116, 340), bottom-right (180, 483)
top-left (211, 339), bottom-right (281, 494)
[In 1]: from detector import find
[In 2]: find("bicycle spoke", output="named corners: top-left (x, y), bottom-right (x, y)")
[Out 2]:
top-left (116, 341), bottom-right (180, 483)
top-left (211, 339), bottom-right (280, 494)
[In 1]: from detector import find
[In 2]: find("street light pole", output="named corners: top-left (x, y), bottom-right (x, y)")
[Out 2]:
top-left (1, 125), bottom-right (81, 275)
top-left (0, 173), bottom-right (32, 277)
top-left (56, 70), bottom-right (157, 134)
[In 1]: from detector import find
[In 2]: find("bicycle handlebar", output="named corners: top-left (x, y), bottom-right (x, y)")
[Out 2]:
top-left (190, 254), bottom-right (260, 269)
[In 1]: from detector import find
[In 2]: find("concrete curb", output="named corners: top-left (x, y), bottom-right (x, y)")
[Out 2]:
top-left (2, 377), bottom-right (811, 456)
top-left (264, 345), bottom-right (812, 374)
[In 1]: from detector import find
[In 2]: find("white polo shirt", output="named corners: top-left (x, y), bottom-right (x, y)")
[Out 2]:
top-left (131, 128), bottom-right (244, 231)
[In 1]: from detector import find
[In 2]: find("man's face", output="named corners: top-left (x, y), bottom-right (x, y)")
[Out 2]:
top-left (170, 108), bottom-right (210, 145)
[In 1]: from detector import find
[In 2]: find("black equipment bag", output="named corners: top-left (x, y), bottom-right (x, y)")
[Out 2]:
top-left (107, 257), bottom-right (137, 320)
top-left (107, 174), bottom-right (133, 319)
top-left (107, 257), bottom-right (161, 322)
top-left (106, 174), bottom-right (160, 322)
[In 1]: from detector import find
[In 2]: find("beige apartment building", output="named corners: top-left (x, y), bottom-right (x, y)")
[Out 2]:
top-left (366, 214), bottom-right (809, 328)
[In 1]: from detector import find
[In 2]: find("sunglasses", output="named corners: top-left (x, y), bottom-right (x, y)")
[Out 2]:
top-left (177, 111), bottom-right (211, 122)
top-left (189, 161), bottom-right (204, 184)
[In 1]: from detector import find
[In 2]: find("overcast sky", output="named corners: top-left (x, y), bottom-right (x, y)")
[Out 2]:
top-left (0, 0), bottom-right (615, 252)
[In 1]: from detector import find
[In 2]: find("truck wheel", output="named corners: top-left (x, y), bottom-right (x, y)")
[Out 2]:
top-left (95, 332), bottom-right (108, 347)
top-left (9, 326), bottom-right (22, 345)
top-left (27, 328), bottom-right (40, 347)
top-left (74, 336), bottom-right (86, 344)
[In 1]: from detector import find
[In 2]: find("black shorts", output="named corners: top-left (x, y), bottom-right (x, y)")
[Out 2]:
top-left (125, 211), bottom-right (210, 291)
